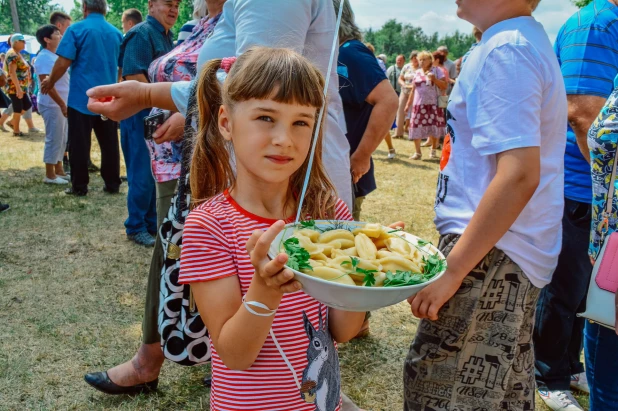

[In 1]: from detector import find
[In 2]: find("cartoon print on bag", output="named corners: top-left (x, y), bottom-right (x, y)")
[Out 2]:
top-left (300, 310), bottom-right (341, 411)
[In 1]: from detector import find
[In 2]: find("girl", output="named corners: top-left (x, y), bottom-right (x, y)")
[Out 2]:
top-left (179, 47), bottom-right (366, 410)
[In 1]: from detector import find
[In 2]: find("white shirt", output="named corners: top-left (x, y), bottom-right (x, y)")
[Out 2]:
top-left (171, 0), bottom-right (352, 210)
top-left (434, 17), bottom-right (567, 288)
top-left (34, 49), bottom-right (69, 108)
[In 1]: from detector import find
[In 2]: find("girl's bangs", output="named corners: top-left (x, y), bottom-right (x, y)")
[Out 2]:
top-left (227, 52), bottom-right (324, 109)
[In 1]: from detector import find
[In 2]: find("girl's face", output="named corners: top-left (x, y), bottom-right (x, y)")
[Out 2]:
top-left (219, 97), bottom-right (317, 186)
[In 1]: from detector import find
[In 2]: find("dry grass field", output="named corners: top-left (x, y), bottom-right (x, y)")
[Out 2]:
top-left (0, 117), bottom-right (589, 410)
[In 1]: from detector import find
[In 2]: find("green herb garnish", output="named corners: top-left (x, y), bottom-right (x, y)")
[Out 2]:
top-left (282, 237), bottom-right (313, 272)
top-left (300, 220), bottom-right (318, 230)
top-left (383, 270), bottom-right (426, 287)
top-left (341, 257), bottom-right (378, 287)
top-left (416, 239), bottom-right (432, 247)
top-left (422, 253), bottom-right (447, 279)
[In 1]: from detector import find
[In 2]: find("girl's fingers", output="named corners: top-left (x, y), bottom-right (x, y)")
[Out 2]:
top-left (250, 220), bottom-right (285, 260)
top-left (280, 280), bottom-right (302, 294)
top-left (262, 254), bottom-right (288, 278)
top-left (266, 267), bottom-right (294, 287)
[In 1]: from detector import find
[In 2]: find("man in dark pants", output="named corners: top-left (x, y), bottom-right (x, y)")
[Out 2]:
top-left (117, 0), bottom-right (178, 247)
top-left (534, 1), bottom-right (618, 410)
top-left (41, 0), bottom-right (123, 196)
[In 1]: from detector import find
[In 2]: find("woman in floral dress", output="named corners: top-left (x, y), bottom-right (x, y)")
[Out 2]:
top-left (404, 51), bottom-right (448, 160)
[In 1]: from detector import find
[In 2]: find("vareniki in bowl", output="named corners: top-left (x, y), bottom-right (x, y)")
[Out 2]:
top-left (268, 220), bottom-right (447, 312)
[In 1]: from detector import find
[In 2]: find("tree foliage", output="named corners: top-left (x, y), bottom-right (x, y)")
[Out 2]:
top-left (70, 0), bottom-right (193, 38)
top-left (571, 0), bottom-right (592, 7)
top-left (0, 0), bottom-right (62, 34)
top-left (363, 19), bottom-right (475, 65)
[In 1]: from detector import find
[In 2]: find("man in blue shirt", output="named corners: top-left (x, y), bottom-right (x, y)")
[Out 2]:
top-left (534, 1), bottom-right (618, 410)
top-left (41, 0), bottom-right (123, 197)
top-left (117, 0), bottom-right (178, 247)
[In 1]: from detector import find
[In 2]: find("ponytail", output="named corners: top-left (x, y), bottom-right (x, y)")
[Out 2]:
top-left (190, 59), bottom-right (235, 205)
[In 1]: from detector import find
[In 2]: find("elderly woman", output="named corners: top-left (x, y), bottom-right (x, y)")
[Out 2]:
top-left (394, 51), bottom-right (419, 139)
top-left (83, 0), bottom-right (226, 395)
top-left (4, 33), bottom-right (31, 137)
top-left (34, 24), bottom-right (70, 185)
top-left (585, 78), bottom-right (618, 411)
top-left (404, 51), bottom-right (447, 160)
top-left (420, 50), bottom-right (449, 149)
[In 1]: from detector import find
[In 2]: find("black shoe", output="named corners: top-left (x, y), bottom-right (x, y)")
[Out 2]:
top-left (84, 371), bottom-right (158, 396)
top-left (203, 376), bottom-right (212, 388)
top-left (0, 203), bottom-right (9, 213)
top-left (103, 186), bottom-right (120, 194)
top-left (65, 187), bottom-right (87, 196)
top-left (88, 160), bottom-right (100, 173)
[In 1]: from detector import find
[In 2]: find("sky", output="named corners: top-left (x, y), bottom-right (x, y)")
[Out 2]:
top-left (52, 0), bottom-right (579, 42)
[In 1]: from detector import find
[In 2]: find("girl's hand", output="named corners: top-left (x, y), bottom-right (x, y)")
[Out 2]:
top-left (16, 88), bottom-right (23, 99)
top-left (407, 269), bottom-right (462, 321)
top-left (246, 220), bottom-right (302, 294)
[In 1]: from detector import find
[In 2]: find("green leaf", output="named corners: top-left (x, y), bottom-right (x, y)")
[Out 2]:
top-left (416, 239), bottom-right (432, 247)
top-left (282, 237), bottom-right (312, 272)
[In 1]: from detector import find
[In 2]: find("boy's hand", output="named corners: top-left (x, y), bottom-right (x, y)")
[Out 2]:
top-left (408, 270), bottom-right (462, 321)
top-left (246, 220), bottom-right (302, 294)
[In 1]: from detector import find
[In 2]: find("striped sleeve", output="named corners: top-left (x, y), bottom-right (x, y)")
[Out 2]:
top-left (179, 209), bottom-right (237, 284)
top-left (557, 25), bottom-right (618, 97)
top-left (334, 198), bottom-right (353, 221)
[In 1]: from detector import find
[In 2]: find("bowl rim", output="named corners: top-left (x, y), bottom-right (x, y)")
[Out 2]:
top-left (268, 220), bottom-right (447, 291)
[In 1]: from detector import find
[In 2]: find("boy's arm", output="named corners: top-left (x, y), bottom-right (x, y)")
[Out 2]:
top-left (409, 146), bottom-right (540, 320)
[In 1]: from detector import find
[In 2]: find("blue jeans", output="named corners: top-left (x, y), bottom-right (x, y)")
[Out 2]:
top-left (585, 321), bottom-right (618, 410)
top-left (120, 109), bottom-right (156, 235)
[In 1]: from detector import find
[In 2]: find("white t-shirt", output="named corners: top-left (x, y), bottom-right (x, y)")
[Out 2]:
top-left (34, 49), bottom-right (69, 108)
top-left (434, 16), bottom-right (567, 288)
top-left (170, 0), bottom-right (353, 210)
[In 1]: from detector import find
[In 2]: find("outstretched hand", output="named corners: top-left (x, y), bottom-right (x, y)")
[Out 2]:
top-left (246, 220), bottom-right (302, 294)
top-left (86, 81), bottom-right (150, 122)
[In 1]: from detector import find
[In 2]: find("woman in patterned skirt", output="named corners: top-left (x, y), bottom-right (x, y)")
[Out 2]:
top-left (404, 51), bottom-right (447, 160)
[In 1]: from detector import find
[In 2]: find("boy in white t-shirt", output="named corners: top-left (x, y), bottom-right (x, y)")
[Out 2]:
top-left (404, 0), bottom-right (567, 409)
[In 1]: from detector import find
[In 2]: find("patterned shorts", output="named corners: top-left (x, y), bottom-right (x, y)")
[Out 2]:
top-left (403, 234), bottom-right (540, 411)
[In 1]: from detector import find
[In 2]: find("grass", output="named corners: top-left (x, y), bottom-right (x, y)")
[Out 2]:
top-left (0, 118), bottom-right (589, 410)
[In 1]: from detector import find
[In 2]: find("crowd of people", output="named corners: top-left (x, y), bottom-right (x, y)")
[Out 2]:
top-left (1, 0), bottom-right (618, 410)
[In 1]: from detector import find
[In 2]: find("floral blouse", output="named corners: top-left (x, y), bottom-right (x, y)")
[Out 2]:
top-left (146, 13), bottom-right (222, 183)
top-left (400, 63), bottom-right (416, 94)
top-left (4, 49), bottom-right (29, 94)
top-left (587, 79), bottom-right (618, 259)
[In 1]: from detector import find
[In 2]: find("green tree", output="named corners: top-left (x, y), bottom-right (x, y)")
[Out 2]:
top-left (364, 19), bottom-right (476, 65)
top-left (571, 0), bottom-right (592, 7)
top-left (0, 0), bottom-right (62, 35)
top-left (69, 0), bottom-right (193, 38)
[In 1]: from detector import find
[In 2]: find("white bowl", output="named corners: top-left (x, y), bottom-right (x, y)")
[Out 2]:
top-left (268, 221), bottom-right (447, 312)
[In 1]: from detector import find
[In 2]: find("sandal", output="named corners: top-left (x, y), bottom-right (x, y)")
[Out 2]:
top-left (429, 149), bottom-right (438, 159)
top-left (409, 152), bottom-right (422, 160)
top-left (13, 131), bottom-right (24, 137)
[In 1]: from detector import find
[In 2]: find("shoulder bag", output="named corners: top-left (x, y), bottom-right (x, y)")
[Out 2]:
top-left (579, 152), bottom-right (618, 329)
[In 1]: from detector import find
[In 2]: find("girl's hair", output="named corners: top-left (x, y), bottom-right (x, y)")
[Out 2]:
top-left (191, 46), bottom-right (338, 219)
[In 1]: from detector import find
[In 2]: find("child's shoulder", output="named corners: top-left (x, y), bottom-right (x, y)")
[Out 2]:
top-left (186, 193), bottom-right (232, 229)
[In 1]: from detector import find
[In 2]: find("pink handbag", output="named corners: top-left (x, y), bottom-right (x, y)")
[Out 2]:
top-left (579, 154), bottom-right (618, 329)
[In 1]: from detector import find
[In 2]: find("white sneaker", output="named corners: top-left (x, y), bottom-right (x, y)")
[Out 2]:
top-left (29, 127), bottom-right (41, 133)
top-left (538, 388), bottom-right (584, 410)
top-left (57, 174), bottom-right (70, 181)
top-left (387, 149), bottom-right (396, 160)
top-left (570, 372), bottom-right (590, 394)
top-left (44, 177), bottom-right (69, 185)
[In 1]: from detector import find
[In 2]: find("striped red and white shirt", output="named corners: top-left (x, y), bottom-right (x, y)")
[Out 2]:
top-left (179, 190), bottom-right (352, 411)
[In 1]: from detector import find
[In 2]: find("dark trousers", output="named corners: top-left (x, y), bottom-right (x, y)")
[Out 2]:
top-left (68, 107), bottom-right (121, 194)
top-left (533, 198), bottom-right (593, 390)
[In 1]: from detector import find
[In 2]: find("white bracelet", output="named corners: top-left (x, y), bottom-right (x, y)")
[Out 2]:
top-left (242, 296), bottom-right (277, 317)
